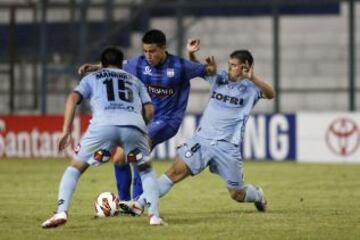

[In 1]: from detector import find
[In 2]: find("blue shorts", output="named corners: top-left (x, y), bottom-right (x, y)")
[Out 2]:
top-left (147, 119), bottom-right (178, 149)
top-left (177, 134), bottom-right (244, 190)
top-left (75, 125), bottom-right (151, 166)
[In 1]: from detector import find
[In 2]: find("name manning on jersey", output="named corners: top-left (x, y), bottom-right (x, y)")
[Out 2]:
top-left (96, 71), bottom-right (130, 79)
top-left (211, 91), bottom-right (244, 105)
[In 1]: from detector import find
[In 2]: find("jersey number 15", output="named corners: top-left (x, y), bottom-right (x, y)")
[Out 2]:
top-left (103, 78), bottom-right (133, 102)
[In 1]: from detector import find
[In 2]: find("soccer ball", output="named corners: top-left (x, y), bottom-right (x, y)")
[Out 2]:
top-left (94, 192), bottom-right (120, 217)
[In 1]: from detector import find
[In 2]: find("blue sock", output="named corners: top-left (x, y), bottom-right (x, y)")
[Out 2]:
top-left (57, 166), bottom-right (81, 213)
top-left (114, 164), bottom-right (132, 201)
top-left (132, 167), bottom-right (143, 199)
top-left (243, 184), bottom-right (262, 202)
top-left (137, 174), bottom-right (173, 207)
top-left (139, 168), bottom-right (160, 217)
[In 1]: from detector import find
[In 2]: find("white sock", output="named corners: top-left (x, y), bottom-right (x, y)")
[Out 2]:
top-left (243, 184), bottom-right (262, 202)
top-left (157, 174), bottom-right (174, 197)
top-left (137, 174), bottom-right (174, 207)
top-left (57, 166), bottom-right (81, 213)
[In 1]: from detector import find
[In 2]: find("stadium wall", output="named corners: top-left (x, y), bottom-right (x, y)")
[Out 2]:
top-left (0, 113), bottom-right (359, 163)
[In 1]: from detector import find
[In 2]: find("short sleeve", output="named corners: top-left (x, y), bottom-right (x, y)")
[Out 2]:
top-left (183, 59), bottom-right (206, 80)
top-left (74, 76), bottom-right (92, 99)
top-left (251, 83), bottom-right (264, 106)
top-left (204, 70), bottom-right (227, 85)
top-left (138, 80), bottom-right (152, 105)
top-left (123, 56), bottom-right (139, 76)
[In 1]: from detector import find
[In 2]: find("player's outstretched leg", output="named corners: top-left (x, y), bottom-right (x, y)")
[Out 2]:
top-left (42, 166), bottom-right (82, 228)
top-left (230, 184), bottom-right (267, 212)
top-left (132, 167), bottom-right (143, 199)
top-left (114, 164), bottom-right (132, 201)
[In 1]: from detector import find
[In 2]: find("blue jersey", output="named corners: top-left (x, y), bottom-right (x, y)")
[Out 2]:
top-left (123, 53), bottom-right (206, 130)
top-left (196, 70), bottom-right (263, 146)
top-left (74, 67), bottom-right (152, 134)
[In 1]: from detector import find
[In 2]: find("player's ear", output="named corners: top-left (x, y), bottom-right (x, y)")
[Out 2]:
top-left (160, 44), bottom-right (166, 50)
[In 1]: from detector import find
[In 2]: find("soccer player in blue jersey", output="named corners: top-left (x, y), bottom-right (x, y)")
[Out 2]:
top-left (79, 29), bottom-right (217, 202)
top-left (119, 45), bottom-right (276, 219)
top-left (42, 46), bottom-right (165, 228)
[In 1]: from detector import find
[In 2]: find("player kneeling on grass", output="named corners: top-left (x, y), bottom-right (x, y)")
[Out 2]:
top-left (42, 46), bottom-right (165, 228)
top-left (120, 47), bottom-right (276, 218)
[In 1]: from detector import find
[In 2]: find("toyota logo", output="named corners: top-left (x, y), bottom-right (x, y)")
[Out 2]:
top-left (325, 118), bottom-right (360, 156)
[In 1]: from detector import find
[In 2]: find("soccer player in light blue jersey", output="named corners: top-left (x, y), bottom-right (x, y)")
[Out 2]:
top-left (119, 44), bottom-right (276, 220)
top-left (42, 47), bottom-right (165, 228)
top-left (79, 30), bottom-right (216, 202)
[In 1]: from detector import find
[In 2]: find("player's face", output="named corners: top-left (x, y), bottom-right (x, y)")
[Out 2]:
top-left (228, 58), bottom-right (249, 81)
top-left (142, 43), bottom-right (167, 67)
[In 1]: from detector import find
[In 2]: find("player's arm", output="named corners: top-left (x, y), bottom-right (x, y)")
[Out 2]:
top-left (58, 92), bottom-right (81, 151)
top-left (187, 39), bottom-right (201, 63)
top-left (77, 62), bottom-right (102, 75)
top-left (245, 66), bottom-right (275, 99)
top-left (186, 39), bottom-right (216, 76)
top-left (142, 103), bottom-right (154, 124)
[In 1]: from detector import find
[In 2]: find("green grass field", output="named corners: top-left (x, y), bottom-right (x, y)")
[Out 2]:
top-left (0, 159), bottom-right (360, 240)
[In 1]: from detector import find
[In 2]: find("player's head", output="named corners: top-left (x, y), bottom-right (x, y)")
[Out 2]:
top-left (228, 50), bottom-right (254, 81)
top-left (142, 29), bottom-right (167, 66)
top-left (101, 46), bottom-right (124, 68)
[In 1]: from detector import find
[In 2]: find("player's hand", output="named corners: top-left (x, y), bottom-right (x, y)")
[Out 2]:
top-left (58, 132), bottom-right (72, 152)
top-left (186, 39), bottom-right (200, 53)
top-left (78, 63), bottom-right (101, 75)
top-left (241, 64), bottom-right (254, 80)
top-left (205, 56), bottom-right (217, 75)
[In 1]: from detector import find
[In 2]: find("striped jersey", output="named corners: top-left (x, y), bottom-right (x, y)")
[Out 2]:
top-left (123, 53), bottom-right (206, 129)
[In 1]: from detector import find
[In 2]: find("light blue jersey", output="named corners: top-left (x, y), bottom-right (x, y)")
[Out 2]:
top-left (196, 70), bottom-right (263, 146)
top-left (74, 68), bottom-right (152, 134)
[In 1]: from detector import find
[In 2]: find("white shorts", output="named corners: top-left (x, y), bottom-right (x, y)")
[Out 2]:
top-left (74, 124), bottom-right (150, 166)
top-left (177, 134), bottom-right (244, 190)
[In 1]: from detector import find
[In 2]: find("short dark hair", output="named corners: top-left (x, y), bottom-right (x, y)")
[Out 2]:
top-left (142, 29), bottom-right (166, 47)
top-left (101, 46), bottom-right (124, 68)
top-left (230, 50), bottom-right (254, 66)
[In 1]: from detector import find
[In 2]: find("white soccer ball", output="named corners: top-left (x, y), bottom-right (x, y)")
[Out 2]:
top-left (94, 192), bottom-right (120, 217)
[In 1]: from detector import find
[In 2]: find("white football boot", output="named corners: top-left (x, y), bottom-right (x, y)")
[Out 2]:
top-left (41, 211), bottom-right (68, 228)
top-left (119, 200), bottom-right (144, 216)
top-left (149, 215), bottom-right (168, 226)
top-left (254, 187), bottom-right (267, 212)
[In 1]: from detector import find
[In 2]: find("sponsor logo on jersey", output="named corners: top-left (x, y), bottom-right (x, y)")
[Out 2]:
top-left (167, 68), bottom-right (175, 77)
top-left (144, 66), bottom-right (152, 75)
top-left (211, 91), bottom-right (244, 105)
top-left (147, 85), bottom-right (175, 97)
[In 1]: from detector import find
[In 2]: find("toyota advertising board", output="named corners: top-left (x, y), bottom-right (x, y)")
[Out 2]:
top-left (297, 113), bottom-right (360, 163)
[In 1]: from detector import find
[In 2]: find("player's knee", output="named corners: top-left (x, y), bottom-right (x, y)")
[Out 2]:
top-left (112, 148), bottom-right (125, 165)
top-left (70, 160), bottom-right (88, 173)
top-left (137, 162), bottom-right (152, 172)
top-left (229, 189), bottom-right (246, 202)
top-left (165, 158), bottom-right (190, 183)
